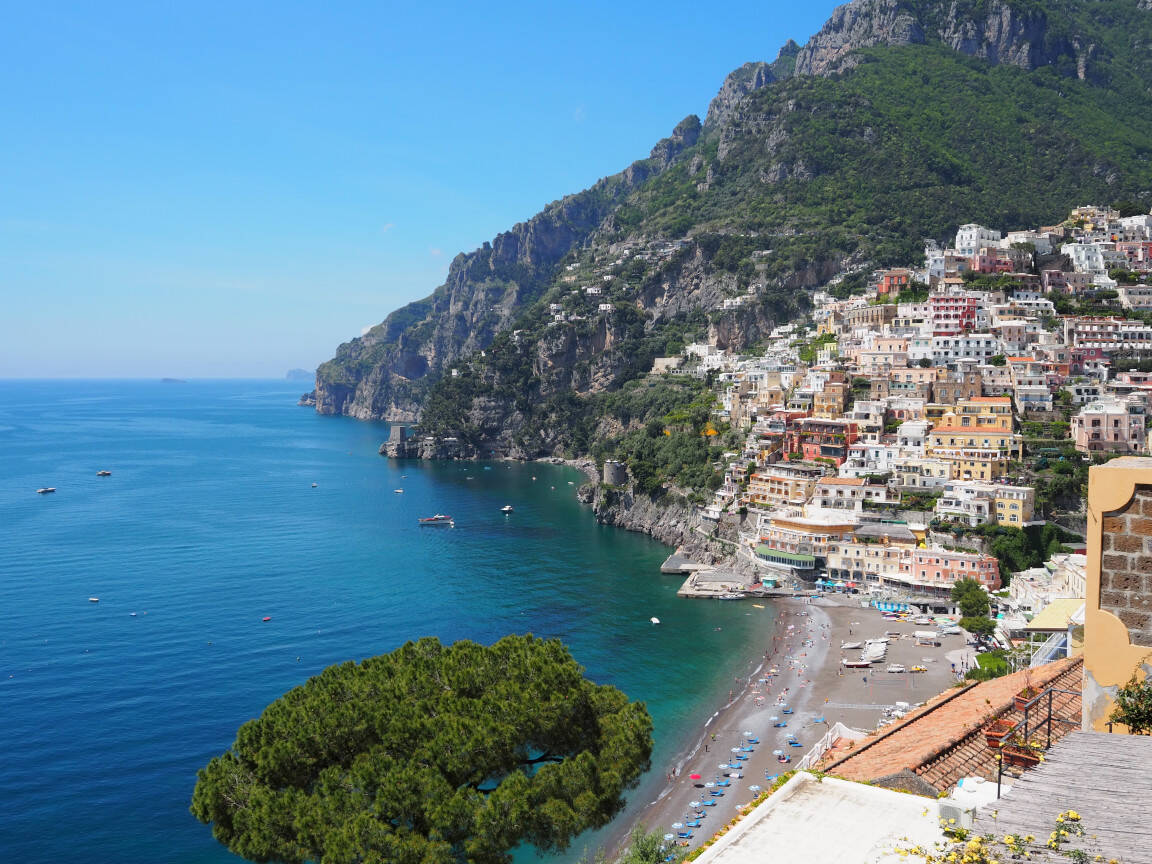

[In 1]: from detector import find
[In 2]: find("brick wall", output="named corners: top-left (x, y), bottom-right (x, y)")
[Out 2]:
top-left (1101, 484), bottom-right (1152, 647)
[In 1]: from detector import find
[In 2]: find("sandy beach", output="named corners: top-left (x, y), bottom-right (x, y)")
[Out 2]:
top-left (610, 594), bottom-right (973, 857)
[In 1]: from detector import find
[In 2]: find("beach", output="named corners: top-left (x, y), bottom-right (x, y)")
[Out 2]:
top-left (610, 594), bottom-right (974, 857)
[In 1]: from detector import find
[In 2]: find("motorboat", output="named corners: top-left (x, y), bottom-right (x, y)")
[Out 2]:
top-left (394, 489), bottom-right (404, 493)
top-left (311, 483), bottom-right (318, 488)
top-left (842, 659), bottom-right (871, 668)
top-left (650, 617), bottom-right (660, 625)
top-left (717, 592), bottom-right (743, 600)
top-left (841, 641), bottom-right (863, 650)
top-left (96, 470), bottom-right (111, 476)
top-left (88, 597), bottom-right (99, 603)
top-left (37, 487), bottom-right (56, 494)
top-left (501, 505), bottom-right (513, 513)
top-left (886, 664), bottom-right (906, 674)
top-left (418, 514), bottom-right (454, 526)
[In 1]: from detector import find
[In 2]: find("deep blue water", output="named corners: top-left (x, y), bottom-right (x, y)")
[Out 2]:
top-left (0, 380), bottom-right (774, 863)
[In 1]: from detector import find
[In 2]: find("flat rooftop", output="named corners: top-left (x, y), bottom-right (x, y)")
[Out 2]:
top-left (690, 772), bottom-right (945, 864)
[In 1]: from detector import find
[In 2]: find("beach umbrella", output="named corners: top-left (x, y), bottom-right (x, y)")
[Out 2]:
top-left (689, 773), bottom-right (702, 780)
top-left (742, 730), bottom-right (753, 737)
top-left (768, 716), bottom-right (779, 722)
top-left (718, 762), bottom-right (730, 769)
top-left (704, 782), bottom-right (716, 788)
top-left (671, 822), bottom-right (684, 829)
top-left (772, 749), bottom-right (783, 756)
top-left (730, 747), bottom-right (740, 753)
top-left (749, 784), bottom-right (762, 792)
top-left (689, 800), bottom-right (701, 808)
top-left (663, 833), bottom-right (675, 842)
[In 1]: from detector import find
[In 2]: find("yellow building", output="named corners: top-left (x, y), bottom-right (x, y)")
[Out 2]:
top-left (926, 402), bottom-right (1021, 480)
top-left (994, 485), bottom-right (1035, 524)
top-left (746, 464), bottom-right (824, 507)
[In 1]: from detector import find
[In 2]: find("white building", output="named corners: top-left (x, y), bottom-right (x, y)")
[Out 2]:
top-left (955, 223), bottom-right (1002, 257)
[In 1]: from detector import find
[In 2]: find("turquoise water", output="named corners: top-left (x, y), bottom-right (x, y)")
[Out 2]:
top-left (0, 380), bottom-right (774, 863)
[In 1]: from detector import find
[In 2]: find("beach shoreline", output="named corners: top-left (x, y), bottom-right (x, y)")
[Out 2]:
top-left (601, 594), bottom-right (971, 861)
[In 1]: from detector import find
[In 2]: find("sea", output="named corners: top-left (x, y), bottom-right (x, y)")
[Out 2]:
top-left (1, 379), bottom-right (777, 864)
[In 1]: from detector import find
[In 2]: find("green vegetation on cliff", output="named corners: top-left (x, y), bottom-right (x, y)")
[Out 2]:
top-left (316, 0), bottom-right (1152, 495)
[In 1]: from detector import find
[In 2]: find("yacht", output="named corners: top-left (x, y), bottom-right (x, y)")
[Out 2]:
top-left (501, 505), bottom-right (513, 513)
top-left (96, 470), bottom-right (111, 477)
top-left (37, 487), bottom-right (56, 494)
top-left (418, 514), bottom-right (454, 526)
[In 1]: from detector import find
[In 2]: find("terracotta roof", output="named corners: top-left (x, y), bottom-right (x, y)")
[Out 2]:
top-left (816, 477), bottom-right (865, 486)
top-left (824, 657), bottom-right (1082, 794)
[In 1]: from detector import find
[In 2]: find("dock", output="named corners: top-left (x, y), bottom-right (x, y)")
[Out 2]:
top-left (660, 551), bottom-right (712, 574)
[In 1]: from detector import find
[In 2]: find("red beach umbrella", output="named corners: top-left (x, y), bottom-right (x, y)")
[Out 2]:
top-left (689, 773), bottom-right (702, 780)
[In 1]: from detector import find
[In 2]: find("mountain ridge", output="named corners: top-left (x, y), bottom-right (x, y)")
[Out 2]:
top-left (313, 0), bottom-right (1152, 435)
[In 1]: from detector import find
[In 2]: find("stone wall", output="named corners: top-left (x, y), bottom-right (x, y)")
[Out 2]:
top-left (1083, 459), bottom-right (1152, 731)
top-left (1100, 485), bottom-right (1152, 648)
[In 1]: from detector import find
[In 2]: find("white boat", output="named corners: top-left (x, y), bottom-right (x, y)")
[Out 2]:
top-left (886, 664), bottom-right (906, 673)
top-left (418, 514), bottom-right (454, 526)
top-left (394, 489), bottom-right (404, 494)
top-left (650, 617), bottom-right (660, 625)
top-left (311, 483), bottom-right (318, 487)
top-left (88, 597), bottom-right (99, 603)
top-left (96, 470), bottom-right (111, 477)
top-left (36, 487), bottom-right (56, 494)
top-left (841, 641), bottom-right (863, 650)
top-left (501, 505), bottom-right (513, 513)
top-left (842, 659), bottom-right (870, 668)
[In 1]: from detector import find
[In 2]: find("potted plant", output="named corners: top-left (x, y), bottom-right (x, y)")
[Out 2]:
top-left (983, 716), bottom-right (1016, 749)
top-left (1001, 735), bottom-right (1043, 768)
top-left (1014, 668), bottom-right (1040, 712)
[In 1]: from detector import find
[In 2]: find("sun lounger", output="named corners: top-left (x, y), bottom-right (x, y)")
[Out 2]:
top-left (716, 780), bottom-right (730, 787)
top-left (709, 790), bottom-right (724, 797)
top-left (700, 800), bottom-right (716, 807)
top-left (685, 820), bottom-right (701, 828)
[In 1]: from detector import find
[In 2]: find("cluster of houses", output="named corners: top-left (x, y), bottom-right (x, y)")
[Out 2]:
top-left (658, 205), bottom-right (1152, 611)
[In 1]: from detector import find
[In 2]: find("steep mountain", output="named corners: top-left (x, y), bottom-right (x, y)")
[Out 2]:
top-left (312, 0), bottom-right (1152, 478)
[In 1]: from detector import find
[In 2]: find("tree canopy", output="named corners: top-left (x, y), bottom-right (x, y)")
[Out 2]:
top-left (191, 635), bottom-right (654, 864)
top-left (951, 578), bottom-right (990, 619)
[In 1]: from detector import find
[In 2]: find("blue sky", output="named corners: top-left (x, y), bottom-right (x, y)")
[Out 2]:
top-left (1, 1), bottom-right (840, 378)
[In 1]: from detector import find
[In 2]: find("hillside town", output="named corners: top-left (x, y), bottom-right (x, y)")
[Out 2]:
top-left (638, 205), bottom-right (1152, 656)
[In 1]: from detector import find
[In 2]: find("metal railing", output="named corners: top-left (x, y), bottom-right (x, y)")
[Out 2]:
top-left (995, 686), bottom-right (1081, 798)
top-left (796, 721), bottom-right (859, 771)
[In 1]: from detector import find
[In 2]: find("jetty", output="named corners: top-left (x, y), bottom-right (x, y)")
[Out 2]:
top-left (660, 550), bottom-right (712, 574)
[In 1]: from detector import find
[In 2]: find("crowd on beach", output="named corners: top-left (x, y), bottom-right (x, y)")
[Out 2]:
top-left (618, 596), bottom-right (965, 858)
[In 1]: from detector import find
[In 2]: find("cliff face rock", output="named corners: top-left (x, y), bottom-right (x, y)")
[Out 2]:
top-left (649, 115), bottom-right (702, 169)
top-left (704, 41), bottom-right (799, 129)
top-left (793, 0), bottom-right (926, 76)
top-left (792, 0), bottom-right (1092, 79)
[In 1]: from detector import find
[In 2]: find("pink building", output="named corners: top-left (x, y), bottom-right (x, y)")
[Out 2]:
top-left (912, 548), bottom-right (1001, 591)
top-left (1071, 396), bottom-right (1147, 454)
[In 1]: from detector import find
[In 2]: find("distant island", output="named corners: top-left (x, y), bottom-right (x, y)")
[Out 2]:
top-left (160, 378), bottom-right (186, 384)
top-left (285, 368), bottom-right (314, 381)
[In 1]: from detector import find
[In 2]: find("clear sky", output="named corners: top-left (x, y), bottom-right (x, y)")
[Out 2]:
top-left (1, 1), bottom-right (841, 378)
